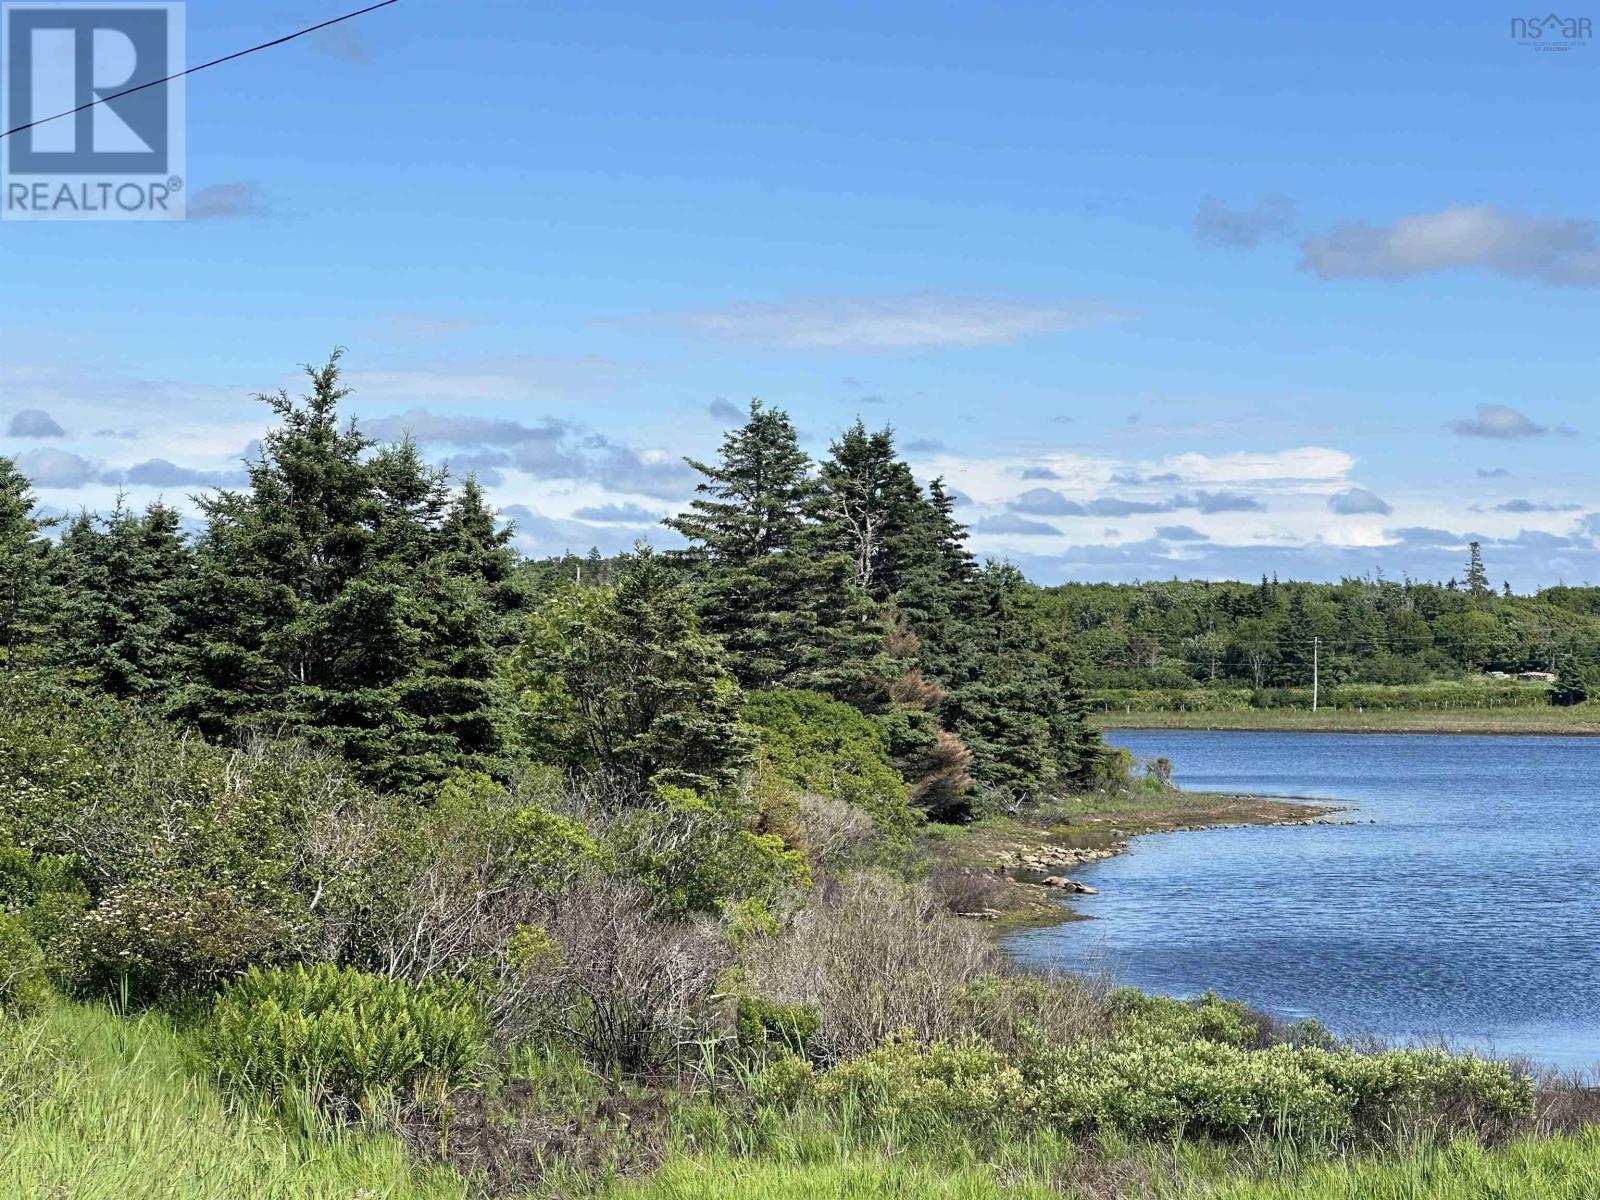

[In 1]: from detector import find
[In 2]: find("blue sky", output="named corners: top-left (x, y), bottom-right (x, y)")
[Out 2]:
top-left (2, 1), bottom-right (1598, 588)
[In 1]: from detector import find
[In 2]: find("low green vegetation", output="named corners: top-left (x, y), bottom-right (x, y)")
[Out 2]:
top-left (0, 1003), bottom-right (465, 1200)
top-left (203, 964), bottom-right (489, 1108)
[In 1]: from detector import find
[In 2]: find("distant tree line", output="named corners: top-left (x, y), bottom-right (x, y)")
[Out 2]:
top-left (1039, 552), bottom-right (1600, 700)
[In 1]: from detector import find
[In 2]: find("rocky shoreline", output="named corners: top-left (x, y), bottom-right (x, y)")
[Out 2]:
top-left (941, 795), bottom-right (1358, 926)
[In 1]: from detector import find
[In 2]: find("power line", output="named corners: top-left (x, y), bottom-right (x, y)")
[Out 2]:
top-left (0, 0), bottom-right (401, 141)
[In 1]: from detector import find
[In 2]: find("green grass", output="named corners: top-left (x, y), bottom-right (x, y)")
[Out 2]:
top-left (600, 1133), bottom-right (1600, 1200)
top-left (601, 1131), bottom-right (1600, 1200)
top-left (606, 1156), bottom-right (1052, 1199)
top-left (0, 1002), bottom-right (465, 1200)
top-left (1203, 1131), bottom-right (1600, 1199)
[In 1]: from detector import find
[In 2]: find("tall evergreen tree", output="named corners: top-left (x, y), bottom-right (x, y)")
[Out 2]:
top-left (52, 498), bottom-right (190, 699)
top-left (441, 475), bottom-right (527, 648)
top-left (666, 401), bottom-right (882, 698)
top-left (817, 420), bottom-right (927, 600)
top-left (1464, 541), bottom-right (1491, 599)
top-left (172, 352), bottom-right (513, 792)
top-left (893, 476), bottom-right (979, 680)
top-left (938, 562), bottom-right (1096, 800)
top-left (0, 456), bottom-right (57, 673)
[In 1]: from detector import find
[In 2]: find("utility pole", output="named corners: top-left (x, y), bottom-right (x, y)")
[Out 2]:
top-left (1312, 636), bottom-right (1320, 712)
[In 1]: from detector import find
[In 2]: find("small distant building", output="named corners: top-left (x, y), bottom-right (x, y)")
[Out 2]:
top-left (1518, 670), bottom-right (1557, 683)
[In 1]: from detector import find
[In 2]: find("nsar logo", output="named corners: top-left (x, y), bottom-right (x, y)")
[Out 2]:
top-left (1510, 12), bottom-right (1592, 50)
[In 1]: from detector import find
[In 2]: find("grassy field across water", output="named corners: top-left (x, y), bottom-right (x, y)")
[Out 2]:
top-left (1093, 703), bottom-right (1600, 735)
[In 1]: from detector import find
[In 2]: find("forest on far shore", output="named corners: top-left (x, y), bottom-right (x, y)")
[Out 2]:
top-left (1037, 554), bottom-right (1600, 707)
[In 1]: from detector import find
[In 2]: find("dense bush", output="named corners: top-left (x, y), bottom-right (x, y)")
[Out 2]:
top-left (735, 995), bottom-right (820, 1056)
top-left (603, 785), bottom-right (808, 917)
top-left (757, 1026), bottom-right (1532, 1149)
top-left (0, 686), bottom-right (409, 993)
top-left (202, 964), bottom-right (487, 1108)
top-left (742, 690), bottom-right (921, 853)
top-left (0, 836), bottom-right (88, 987)
top-left (1109, 989), bottom-right (1270, 1048)
top-left (0, 913), bottom-right (51, 1017)
top-left (520, 876), bottom-right (729, 1074)
top-left (510, 547), bottom-right (752, 794)
top-left (790, 793), bottom-right (880, 874)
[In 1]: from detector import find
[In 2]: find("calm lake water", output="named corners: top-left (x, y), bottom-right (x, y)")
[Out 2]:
top-left (1004, 730), bottom-right (1600, 1068)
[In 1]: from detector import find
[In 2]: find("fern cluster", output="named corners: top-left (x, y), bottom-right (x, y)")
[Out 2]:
top-left (202, 964), bottom-right (487, 1107)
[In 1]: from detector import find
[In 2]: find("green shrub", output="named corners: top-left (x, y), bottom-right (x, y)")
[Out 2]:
top-left (202, 964), bottom-right (487, 1108)
top-left (0, 687), bottom-right (409, 994)
top-left (743, 690), bottom-right (920, 852)
top-left (757, 1027), bottom-right (1532, 1150)
top-left (502, 803), bottom-right (604, 887)
top-left (608, 785), bottom-right (808, 916)
top-left (0, 837), bottom-right (89, 986)
top-left (736, 995), bottom-right (820, 1056)
top-left (0, 913), bottom-right (51, 1017)
top-left (1109, 989), bottom-right (1263, 1048)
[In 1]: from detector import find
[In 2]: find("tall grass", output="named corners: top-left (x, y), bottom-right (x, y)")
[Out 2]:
top-left (1198, 1129), bottom-right (1600, 1199)
top-left (0, 1003), bottom-right (464, 1200)
top-left (607, 1155), bottom-right (1055, 1199)
top-left (602, 1130), bottom-right (1600, 1200)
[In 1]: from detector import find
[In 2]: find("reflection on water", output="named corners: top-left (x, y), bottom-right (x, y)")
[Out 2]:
top-left (1004, 730), bottom-right (1600, 1068)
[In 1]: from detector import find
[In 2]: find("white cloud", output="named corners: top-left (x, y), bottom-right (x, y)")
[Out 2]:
top-left (628, 294), bottom-right (1121, 351)
top-left (1150, 448), bottom-right (1355, 483)
top-left (570, 501), bottom-right (664, 523)
top-left (15, 447), bottom-right (98, 488)
top-left (973, 513), bottom-right (1061, 536)
top-left (1301, 204), bottom-right (1600, 285)
top-left (347, 355), bottom-right (639, 407)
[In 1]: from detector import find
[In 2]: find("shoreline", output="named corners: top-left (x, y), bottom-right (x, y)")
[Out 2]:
top-left (931, 791), bottom-right (1348, 930)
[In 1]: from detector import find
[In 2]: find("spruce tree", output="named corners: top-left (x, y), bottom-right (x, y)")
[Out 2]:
top-left (52, 498), bottom-right (190, 699)
top-left (938, 562), bottom-right (1095, 800)
top-left (817, 420), bottom-right (927, 599)
top-left (893, 476), bottom-right (979, 680)
top-left (441, 475), bottom-right (527, 648)
top-left (666, 401), bottom-right (882, 698)
top-left (0, 456), bottom-right (57, 673)
top-left (172, 352), bottom-right (512, 792)
top-left (1550, 652), bottom-right (1589, 707)
top-left (1464, 541), bottom-right (1491, 599)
